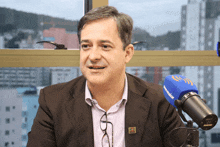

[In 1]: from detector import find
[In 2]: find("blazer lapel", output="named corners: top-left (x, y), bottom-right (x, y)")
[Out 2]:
top-left (125, 73), bottom-right (152, 147)
top-left (63, 74), bottom-right (152, 147)
top-left (65, 77), bottom-right (94, 147)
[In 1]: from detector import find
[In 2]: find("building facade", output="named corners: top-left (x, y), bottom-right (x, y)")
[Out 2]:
top-left (0, 89), bottom-right (23, 147)
top-left (0, 67), bottom-right (51, 88)
top-left (43, 27), bottom-right (79, 49)
top-left (51, 67), bottom-right (82, 85)
top-left (0, 87), bottom-right (42, 147)
top-left (180, 0), bottom-right (220, 146)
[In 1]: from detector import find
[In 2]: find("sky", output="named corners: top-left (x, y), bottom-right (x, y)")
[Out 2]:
top-left (0, 0), bottom-right (188, 36)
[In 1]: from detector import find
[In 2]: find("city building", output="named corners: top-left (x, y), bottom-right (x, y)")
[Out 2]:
top-left (0, 89), bottom-right (23, 147)
top-left (126, 67), bottom-right (163, 85)
top-left (43, 27), bottom-right (79, 49)
top-left (0, 67), bottom-right (51, 88)
top-left (0, 87), bottom-right (43, 147)
top-left (180, 0), bottom-right (220, 146)
top-left (17, 87), bottom-right (42, 147)
top-left (51, 67), bottom-right (82, 85)
top-left (0, 36), bottom-right (4, 49)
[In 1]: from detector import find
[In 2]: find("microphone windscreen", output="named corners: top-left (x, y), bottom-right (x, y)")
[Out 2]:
top-left (163, 75), bottom-right (198, 108)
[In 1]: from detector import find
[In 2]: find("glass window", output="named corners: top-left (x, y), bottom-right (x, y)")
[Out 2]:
top-left (22, 135), bottom-right (27, 141)
top-left (109, 0), bottom-right (188, 50)
top-left (4, 142), bottom-right (9, 146)
top-left (5, 118), bottom-right (10, 124)
top-left (0, 1), bottom-right (220, 147)
top-left (22, 111), bottom-right (28, 116)
top-left (5, 106), bottom-right (10, 112)
top-left (5, 130), bottom-right (9, 135)
top-left (0, 0), bottom-right (83, 49)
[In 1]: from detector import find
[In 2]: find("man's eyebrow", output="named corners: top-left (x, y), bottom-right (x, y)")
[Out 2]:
top-left (80, 40), bottom-right (114, 45)
top-left (100, 40), bottom-right (114, 45)
top-left (80, 40), bottom-right (90, 44)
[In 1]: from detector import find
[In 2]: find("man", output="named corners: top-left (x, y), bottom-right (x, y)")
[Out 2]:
top-left (27, 6), bottom-right (185, 147)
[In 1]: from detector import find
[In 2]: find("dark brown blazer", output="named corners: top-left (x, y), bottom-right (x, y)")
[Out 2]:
top-left (27, 73), bottom-right (185, 147)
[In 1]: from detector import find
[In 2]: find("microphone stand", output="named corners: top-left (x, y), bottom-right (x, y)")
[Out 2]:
top-left (175, 100), bottom-right (199, 147)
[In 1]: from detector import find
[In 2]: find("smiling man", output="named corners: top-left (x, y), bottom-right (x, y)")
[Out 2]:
top-left (27, 6), bottom-right (185, 147)
top-left (79, 17), bottom-right (134, 112)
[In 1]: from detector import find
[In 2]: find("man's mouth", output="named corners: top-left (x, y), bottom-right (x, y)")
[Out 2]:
top-left (88, 66), bottom-right (106, 69)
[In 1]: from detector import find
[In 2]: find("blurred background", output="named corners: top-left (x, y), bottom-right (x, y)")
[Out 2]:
top-left (0, 0), bottom-right (220, 147)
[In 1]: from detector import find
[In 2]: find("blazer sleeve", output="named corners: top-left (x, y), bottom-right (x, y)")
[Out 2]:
top-left (159, 101), bottom-right (187, 147)
top-left (27, 89), bottom-right (57, 147)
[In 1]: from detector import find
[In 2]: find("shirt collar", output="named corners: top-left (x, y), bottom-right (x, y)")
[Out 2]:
top-left (85, 74), bottom-right (128, 106)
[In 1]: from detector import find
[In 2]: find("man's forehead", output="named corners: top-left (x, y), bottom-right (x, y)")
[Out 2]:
top-left (81, 18), bottom-right (117, 32)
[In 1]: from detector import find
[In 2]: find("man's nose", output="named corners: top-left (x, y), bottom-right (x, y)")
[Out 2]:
top-left (89, 46), bottom-right (101, 61)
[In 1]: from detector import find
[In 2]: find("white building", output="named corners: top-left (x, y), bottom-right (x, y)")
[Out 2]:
top-left (0, 36), bottom-right (4, 49)
top-left (0, 89), bottom-right (23, 147)
top-left (0, 67), bottom-right (51, 88)
top-left (181, 0), bottom-right (220, 146)
top-left (51, 67), bottom-right (82, 85)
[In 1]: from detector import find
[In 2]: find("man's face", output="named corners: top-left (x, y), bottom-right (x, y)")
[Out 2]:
top-left (80, 18), bottom-right (133, 86)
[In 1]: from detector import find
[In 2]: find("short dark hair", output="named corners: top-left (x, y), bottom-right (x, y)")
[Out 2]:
top-left (77, 6), bottom-right (133, 50)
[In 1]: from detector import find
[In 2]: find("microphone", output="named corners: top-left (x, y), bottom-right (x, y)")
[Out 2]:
top-left (163, 75), bottom-right (218, 130)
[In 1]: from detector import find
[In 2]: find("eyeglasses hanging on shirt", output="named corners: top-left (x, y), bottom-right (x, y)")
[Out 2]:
top-left (100, 112), bottom-right (114, 147)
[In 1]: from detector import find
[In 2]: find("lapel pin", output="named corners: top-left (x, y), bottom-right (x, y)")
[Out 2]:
top-left (128, 127), bottom-right (136, 134)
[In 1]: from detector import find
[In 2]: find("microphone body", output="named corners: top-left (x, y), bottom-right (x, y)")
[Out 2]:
top-left (163, 75), bottom-right (218, 130)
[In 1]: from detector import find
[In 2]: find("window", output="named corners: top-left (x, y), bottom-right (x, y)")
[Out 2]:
top-left (22, 135), bottom-right (27, 141)
top-left (1, 1), bottom-right (220, 147)
top-left (22, 111), bottom-right (28, 116)
top-left (5, 106), bottom-right (10, 112)
top-left (5, 118), bottom-right (10, 124)
top-left (5, 130), bottom-right (10, 135)
top-left (211, 133), bottom-right (220, 143)
top-left (4, 142), bottom-right (9, 147)
top-left (22, 123), bottom-right (27, 129)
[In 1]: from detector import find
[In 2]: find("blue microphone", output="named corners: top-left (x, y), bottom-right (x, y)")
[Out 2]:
top-left (163, 75), bottom-right (218, 130)
top-left (163, 75), bottom-right (198, 108)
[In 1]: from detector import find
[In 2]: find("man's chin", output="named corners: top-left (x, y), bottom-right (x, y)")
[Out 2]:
top-left (86, 76), bottom-right (108, 86)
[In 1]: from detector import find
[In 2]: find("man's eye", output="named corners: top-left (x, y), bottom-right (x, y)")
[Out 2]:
top-left (102, 45), bottom-right (111, 50)
top-left (81, 44), bottom-right (89, 49)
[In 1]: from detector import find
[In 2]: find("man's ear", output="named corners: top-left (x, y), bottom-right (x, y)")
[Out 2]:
top-left (124, 44), bottom-right (134, 64)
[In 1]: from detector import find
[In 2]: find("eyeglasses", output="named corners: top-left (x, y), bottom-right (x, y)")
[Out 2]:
top-left (100, 112), bottom-right (114, 147)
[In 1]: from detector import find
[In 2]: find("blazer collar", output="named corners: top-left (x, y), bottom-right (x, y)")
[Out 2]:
top-left (125, 73), bottom-right (152, 147)
top-left (65, 76), bottom-right (94, 147)
top-left (65, 73), bottom-right (152, 147)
